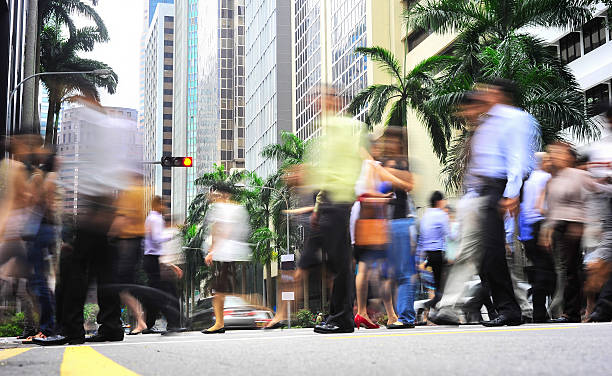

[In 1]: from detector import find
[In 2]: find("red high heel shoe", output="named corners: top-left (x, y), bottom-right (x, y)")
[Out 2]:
top-left (354, 314), bottom-right (380, 329)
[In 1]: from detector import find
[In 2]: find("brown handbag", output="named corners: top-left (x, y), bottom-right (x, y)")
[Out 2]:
top-left (355, 218), bottom-right (388, 246)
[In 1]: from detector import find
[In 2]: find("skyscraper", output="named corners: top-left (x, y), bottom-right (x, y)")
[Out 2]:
top-left (143, 3), bottom-right (175, 210)
top-left (172, 0), bottom-right (199, 221)
top-left (196, 0), bottom-right (246, 176)
top-left (244, 0), bottom-right (292, 178)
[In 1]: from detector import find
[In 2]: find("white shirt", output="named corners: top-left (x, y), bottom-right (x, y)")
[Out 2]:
top-left (144, 211), bottom-right (171, 256)
top-left (206, 202), bottom-right (251, 262)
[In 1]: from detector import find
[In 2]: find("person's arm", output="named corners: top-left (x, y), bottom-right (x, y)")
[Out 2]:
top-left (501, 118), bottom-right (526, 213)
top-left (372, 163), bottom-right (413, 192)
top-left (150, 215), bottom-right (172, 248)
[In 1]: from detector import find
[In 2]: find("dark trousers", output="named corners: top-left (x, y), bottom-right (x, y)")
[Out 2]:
top-left (478, 183), bottom-right (521, 319)
top-left (58, 226), bottom-right (123, 340)
top-left (523, 221), bottom-right (556, 322)
top-left (26, 224), bottom-right (56, 336)
top-left (318, 204), bottom-right (354, 329)
top-left (425, 250), bottom-right (444, 308)
top-left (143, 255), bottom-right (180, 329)
top-left (553, 221), bottom-right (583, 320)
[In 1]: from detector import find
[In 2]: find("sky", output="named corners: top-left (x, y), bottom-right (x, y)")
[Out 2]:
top-left (80, 0), bottom-right (144, 111)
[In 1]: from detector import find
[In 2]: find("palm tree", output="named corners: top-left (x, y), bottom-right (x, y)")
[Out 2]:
top-left (260, 131), bottom-right (311, 172)
top-left (39, 21), bottom-right (117, 145)
top-left (404, 0), bottom-right (602, 192)
top-left (348, 47), bottom-right (455, 160)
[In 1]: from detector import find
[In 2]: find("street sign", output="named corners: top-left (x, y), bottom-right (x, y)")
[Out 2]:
top-left (281, 292), bottom-right (295, 301)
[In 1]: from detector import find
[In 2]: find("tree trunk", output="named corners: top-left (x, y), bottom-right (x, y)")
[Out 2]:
top-left (265, 260), bottom-right (272, 308)
top-left (303, 271), bottom-right (309, 310)
top-left (241, 264), bottom-right (246, 294)
top-left (44, 96), bottom-right (57, 145)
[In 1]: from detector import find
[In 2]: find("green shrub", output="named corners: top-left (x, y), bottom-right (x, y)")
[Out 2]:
top-left (0, 311), bottom-right (25, 337)
top-left (294, 309), bottom-right (315, 328)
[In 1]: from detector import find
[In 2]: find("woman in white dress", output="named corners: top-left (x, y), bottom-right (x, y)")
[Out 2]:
top-left (203, 186), bottom-right (251, 334)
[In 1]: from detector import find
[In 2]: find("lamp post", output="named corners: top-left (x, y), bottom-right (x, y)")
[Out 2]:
top-left (5, 69), bottom-right (112, 136)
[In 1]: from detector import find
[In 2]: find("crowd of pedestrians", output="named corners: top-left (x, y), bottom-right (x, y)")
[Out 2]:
top-left (0, 80), bottom-right (610, 343)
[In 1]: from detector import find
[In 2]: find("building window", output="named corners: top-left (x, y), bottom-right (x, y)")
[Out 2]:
top-left (164, 77), bottom-right (173, 83)
top-left (582, 17), bottom-right (606, 54)
top-left (163, 177), bottom-right (171, 183)
top-left (164, 28), bottom-right (174, 34)
top-left (164, 40), bottom-right (173, 46)
top-left (164, 52), bottom-right (173, 58)
top-left (163, 114), bottom-right (172, 120)
top-left (162, 189), bottom-right (171, 196)
top-left (559, 32), bottom-right (581, 64)
top-left (164, 64), bottom-right (173, 71)
top-left (163, 126), bottom-right (172, 132)
top-left (163, 89), bottom-right (173, 95)
top-left (585, 83), bottom-right (610, 109)
top-left (163, 139), bottom-right (172, 145)
top-left (163, 102), bottom-right (172, 107)
top-left (164, 16), bottom-right (174, 23)
top-left (407, 28), bottom-right (432, 52)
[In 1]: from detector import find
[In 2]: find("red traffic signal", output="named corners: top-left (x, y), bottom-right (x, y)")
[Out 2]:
top-left (161, 156), bottom-right (193, 167)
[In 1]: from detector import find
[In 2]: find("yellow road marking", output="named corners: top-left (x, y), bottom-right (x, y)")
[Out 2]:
top-left (61, 346), bottom-right (140, 376)
top-left (0, 348), bottom-right (32, 361)
top-left (329, 326), bottom-right (580, 340)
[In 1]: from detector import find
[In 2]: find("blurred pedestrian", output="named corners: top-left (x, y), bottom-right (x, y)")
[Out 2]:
top-left (418, 191), bottom-right (449, 311)
top-left (109, 172), bottom-right (147, 335)
top-left (35, 98), bottom-right (130, 346)
top-left (202, 187), bottom-right (251, 334)
top-left (519, 152), bottom-right (554, 323)
top-left (540, 142), bottom-right (592, 323)
top-left (144, 196), bottom-right (185, 334)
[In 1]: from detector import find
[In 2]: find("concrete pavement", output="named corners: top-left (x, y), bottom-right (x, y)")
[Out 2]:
top-left (1, 323), bottom-right (612, 375)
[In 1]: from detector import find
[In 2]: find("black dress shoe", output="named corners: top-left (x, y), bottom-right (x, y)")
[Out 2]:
top-left (313, 323), bottom-right (354, 334)
top-left (429, 310), bottom-right (460, 326)
top-left (481, 314), bottom-right (522, 327)
top-left (263, 321), bottom-right (287, 330)
top-left (33, 335), bottom-right (85, 346)
top-left (202, 328), bottom-right (225, 334)
top-left (387, 322), bottom-right (415, 329)
top-left (85, 333), bottom-right (124, 342)
top-left (162, 327), bottom-right (188, 335)
top-left (547, 316), bottom-right (580, 324)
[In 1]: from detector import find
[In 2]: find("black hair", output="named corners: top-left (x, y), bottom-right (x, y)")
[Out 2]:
top-left (489, 78), bottom-right (520, 105)
top-left (429, 190), bottom-right (445, 207)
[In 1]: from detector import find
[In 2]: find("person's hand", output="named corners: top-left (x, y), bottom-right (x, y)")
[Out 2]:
top-left (205, 252), bottom-right (214, 266)
top-left (539, 227), bottom-right (552, 251)
top-left (171, 264), bottom-right (184, 279)
top-left (499, 197), bottom-right (519, 217)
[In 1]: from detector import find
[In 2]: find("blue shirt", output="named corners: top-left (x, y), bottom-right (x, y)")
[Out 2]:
top-left (518, 169), bottom-right (551, 241)
top-left (418, 208), bottom-right (450, 252)
top-left (468, 104), bottom-right (538, 198)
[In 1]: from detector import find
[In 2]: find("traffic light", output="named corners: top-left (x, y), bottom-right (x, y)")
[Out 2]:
top-left (161, 156), bottom-right (193, 167)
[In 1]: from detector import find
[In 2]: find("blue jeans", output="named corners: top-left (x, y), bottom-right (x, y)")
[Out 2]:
top-left (388, 218), bottom-right (416, 324)
top-left (27, 224), bottom-right (57, 336)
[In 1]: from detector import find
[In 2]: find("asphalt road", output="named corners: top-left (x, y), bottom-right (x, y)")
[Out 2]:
top-left (1, 323), bottom-right (612, 375)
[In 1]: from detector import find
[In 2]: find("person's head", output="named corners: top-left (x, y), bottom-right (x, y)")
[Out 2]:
top-left (547, 141), bottom-right (576, 171)
top-left (535, 152), bottom-right (552, 173)
top-left (210, 184), bottom-right (234, 202)
top-left (457, 91), bottom-right (487, 127)
top-left (429, 190), bottom-right (446, 209)
top-left (151, 196), bottom-right (166, 214)
top-left (477, 78), bottom-right (519, 109)
top-left (319, 85), bottom-right (345, 115)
